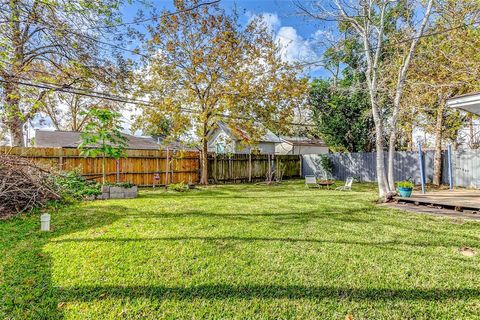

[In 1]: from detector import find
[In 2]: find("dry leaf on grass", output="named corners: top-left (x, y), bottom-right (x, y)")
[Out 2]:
top-left (459, 247), bottom-right (477, 257)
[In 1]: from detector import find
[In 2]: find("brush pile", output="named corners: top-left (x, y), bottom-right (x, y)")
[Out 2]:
top-left (0, 154), bottom-right (60, 219)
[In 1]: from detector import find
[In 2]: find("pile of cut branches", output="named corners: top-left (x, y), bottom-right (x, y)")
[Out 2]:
top-left (0, 155), bottom-right (60, 219)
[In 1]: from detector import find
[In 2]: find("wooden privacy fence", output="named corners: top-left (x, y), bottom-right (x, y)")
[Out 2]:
top-left (0, 147), bottom-right (302, 186)
top-left (0, 147), bottom-right (200, 186)
top-left (208, 153), bottom-right (302, 183)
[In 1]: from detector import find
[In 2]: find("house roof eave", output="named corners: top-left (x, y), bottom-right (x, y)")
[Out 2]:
top-left (447, 92), bottom-right (480, 115)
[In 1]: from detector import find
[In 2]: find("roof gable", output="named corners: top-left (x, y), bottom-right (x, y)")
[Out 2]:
top-left (213, 122), bottom-right (281, 143)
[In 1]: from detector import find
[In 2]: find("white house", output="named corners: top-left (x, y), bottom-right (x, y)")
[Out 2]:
top-left (275, 136), bottom-right (329, 155)
top-left (207, 122), bottom-right (281, 154)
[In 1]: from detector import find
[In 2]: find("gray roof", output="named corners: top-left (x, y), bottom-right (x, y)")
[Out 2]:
top-left (279, 135), bottom-right (327, 147)
top-left (35, 130), bottom-right (161, 150)
top-left (215, 122), bottom-right (282, 143)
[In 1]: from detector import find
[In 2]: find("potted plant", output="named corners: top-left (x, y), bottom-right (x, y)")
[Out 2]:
top-left (397, 180), bottom-right (414, 197)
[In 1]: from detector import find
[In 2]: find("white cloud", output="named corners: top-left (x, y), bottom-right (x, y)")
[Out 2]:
top-left (248, 12), bottom-right (321, 69)
top-left (276, 26), bottom-right (318, 64)
top-left (247, 12), bottom-right (281, 33)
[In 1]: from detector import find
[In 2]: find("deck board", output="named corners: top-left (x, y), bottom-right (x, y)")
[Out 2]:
top-left (396, 190), bottom-right (480, 211)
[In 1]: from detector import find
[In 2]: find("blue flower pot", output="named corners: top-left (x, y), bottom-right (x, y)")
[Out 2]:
top-left (398, 187), bottom-right (413, 197)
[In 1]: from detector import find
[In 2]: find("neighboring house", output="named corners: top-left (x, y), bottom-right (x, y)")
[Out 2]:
top-left (275, 136), bottom-right (329, 155)
top-left (35, 130), bottom-right (161, 150)
top-left (207, 122), bottom-right (281, 154)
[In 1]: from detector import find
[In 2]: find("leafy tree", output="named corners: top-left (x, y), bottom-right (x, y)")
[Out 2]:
top-left (39, 65), bottom-right (125, 132)
top-left (0, 0), bottom-right (129, 146)
top-left (310, 78), bottom-right (374, 152)
top-left (78, 108), bottom-right (127, 184)
top-left (138, 1), bottom-right (307, 184)
top-left (403, 0), bottom-right (480, 185)
top-left (298, 0), bottom-right (434, 197)
top-left (131, 111), bottom-right (172, 139)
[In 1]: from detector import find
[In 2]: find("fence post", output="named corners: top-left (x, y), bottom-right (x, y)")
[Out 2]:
top-left (248, 153), bottom-right (252, 182)
top-left (299, 155), bottom-right (303, 177)
top-left (447, 144), bottom-right (453, 190)
top-left (115, 159), bottom-right (120, 183)
top-left (214, 153), bottom-right (217, 183)
top-left (418, 142), bottom-right (425, 194)
top-left (165, 148), bottom-right (169, 189)
top-left (58, 148), bottom-right (63, 170)
top-left (267, 154), bottom-right (271, 182)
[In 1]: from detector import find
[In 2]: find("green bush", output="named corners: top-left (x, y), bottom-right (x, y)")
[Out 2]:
top-left (55, 170), bottom-right (101, 200)
top-left (316, 155), bottom-right (333, 179)
top-left (104, 181), bottom-right (136, 188)
top-left (397, 180), bottom-right (414, 189)
top-left (167, 182), bottom-right (190, 192)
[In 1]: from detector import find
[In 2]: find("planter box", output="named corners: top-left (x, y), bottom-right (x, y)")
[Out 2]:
top-left (398, 187), bottom-right (413, 198)
top-left (101, 185), bottom-right (138, 199)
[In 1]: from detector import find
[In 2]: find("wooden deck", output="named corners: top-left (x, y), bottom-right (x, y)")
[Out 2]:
top-left (397, 190), bottom-right (480, 211)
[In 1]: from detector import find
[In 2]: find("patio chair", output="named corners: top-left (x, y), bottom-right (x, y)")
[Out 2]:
top-left (336, 177), bottom-right (353, 191)
top-left (305, 175), bottom-right (318, 188)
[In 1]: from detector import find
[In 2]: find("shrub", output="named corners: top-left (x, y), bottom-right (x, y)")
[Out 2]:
top-left (54, 170), bottom-right (101, 201)
top-left (167, 182), bottom-right (189, 192)
top-left (105, 182), bottom-right (136, 188)
top-left (397, 180), bottom-right (414, 189)
top-left (316, 155), bottom-right (333, 179)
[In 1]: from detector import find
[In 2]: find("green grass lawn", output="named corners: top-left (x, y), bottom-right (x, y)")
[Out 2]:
top-left (1, 180), bottom-right (479, 319)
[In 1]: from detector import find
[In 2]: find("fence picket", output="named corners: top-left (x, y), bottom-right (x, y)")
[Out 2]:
top-left (1, 147), bottom-right (301, 186)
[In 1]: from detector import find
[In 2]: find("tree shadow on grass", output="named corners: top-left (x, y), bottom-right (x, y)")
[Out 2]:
top-left (122, 205), bottom-right (377, 223)
top-left (140, 193), bottom-right (362, 200)
top-left (0, 205), bottom-right (127, 319)
top-left (59, 283), bottom-right (480, 302)
top-left (49, 234), bottom-right (478, 253)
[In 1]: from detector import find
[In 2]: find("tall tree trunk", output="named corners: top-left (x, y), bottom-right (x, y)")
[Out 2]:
top-left (4, 1), bottom-right (26, 146)
top-left (4, 79), bottom-right (25, 146)
top-left (387, 0), bottom-right (434, 191)
top-left (200, 118), bottom-right (209, 185)
top-left (374, 121), bottom-right (389, 197)
top-left (200, 137), bottom-right (209, 185)
top-left (433, 100), bottom-right (445, 186)
top-left (367, 81), bottom-right (388, 196)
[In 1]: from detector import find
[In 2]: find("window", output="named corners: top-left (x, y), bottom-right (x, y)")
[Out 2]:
top-left (216, 142), bottom-right (225, 154)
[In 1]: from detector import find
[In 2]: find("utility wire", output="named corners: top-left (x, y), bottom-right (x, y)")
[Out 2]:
top-left (0, 1), bottom-right (221, 59)
top-left (297, 19), bottom-right (480, 68)
top-left (0, 77), bottom-right (315, 127)
top-left (85, 1), bottom-right (221, 30)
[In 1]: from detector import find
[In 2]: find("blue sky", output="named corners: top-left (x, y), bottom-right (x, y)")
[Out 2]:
top-left (30, 1), bottom-right (331, 134)
top-left (120, 0), bottom-right (332, 78)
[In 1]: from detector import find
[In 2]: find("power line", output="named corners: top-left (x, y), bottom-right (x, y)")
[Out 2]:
top-left (0, 1), bottom-right (221, 59)
top-left (0, 77), bottom-right (315, 127)
top-left (86, 1), bottom-right (221, 30)
top-left (297, 19), bottom-right (480, 68)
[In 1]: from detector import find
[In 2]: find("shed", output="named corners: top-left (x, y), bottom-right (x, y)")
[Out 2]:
top-left (275, 136), bottom-right (329, 155)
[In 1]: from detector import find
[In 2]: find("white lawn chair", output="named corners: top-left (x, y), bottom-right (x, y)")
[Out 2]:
top-left (305, 175), bottom-right (318, 188)
top-left (336, 177), bottom-right (353, 191)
